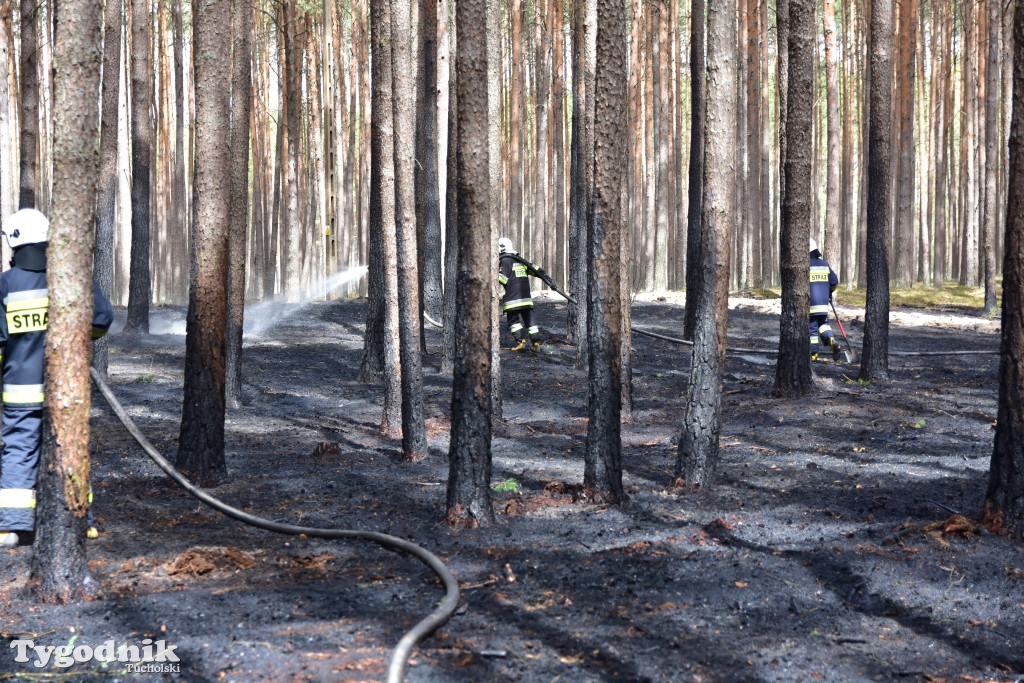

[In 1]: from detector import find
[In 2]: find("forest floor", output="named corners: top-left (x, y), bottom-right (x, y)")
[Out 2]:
top-left (2, 291), bottom-right (1023, 683)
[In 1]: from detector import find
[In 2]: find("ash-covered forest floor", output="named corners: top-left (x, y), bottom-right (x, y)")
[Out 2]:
top-left (2, 292), bottom-right (1023, 682)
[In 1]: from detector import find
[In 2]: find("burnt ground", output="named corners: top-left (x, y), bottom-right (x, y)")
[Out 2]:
top-left (2, 292), bottom-right (1023, 683)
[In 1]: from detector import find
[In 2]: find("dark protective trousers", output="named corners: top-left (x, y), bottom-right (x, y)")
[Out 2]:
top-left (0, 407), bottom-right (42, 531)
top-left (809, 313), bottom-right (836, 353)
top-left (505, 308), bottom-right (539, 342)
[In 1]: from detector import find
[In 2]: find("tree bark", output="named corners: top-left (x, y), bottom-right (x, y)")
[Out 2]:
top-left (30, 0), bottom-right (104, 603)
top-left (391, 0), bottom-right (428, 460)
top-left (675, 0), bottom-right (735, 489)
top-left (683, 0), bottom-right (705, 340)
top-left (18, 0), bottom-right (38, 208)
top-left (446, 0), bottom-right (494, 527)
top-left (416, 0), bottom-right (443, 320)
top-left (176, 0), bottom-right (232, 486)
top-left (861, 0), bottom-right (893, 382)
top-left (584, 0), bottom-right (626, 504)
top-left (822, 0), bottom-right (841, 268)
top-left (93, 0), bottom-right (121, 377)
top-left (894, 0), bottom-right (917, 288)
top-left (225, 0), bottom-right (252, 409)
top-left (988, 0), bottom-right (1024, 538)
top-left (124, 0), bottom-right (152, 333)
top-left (773, 0), bottom-right (813, 397)
top-left (982, 0), bottom-right (1000, 314)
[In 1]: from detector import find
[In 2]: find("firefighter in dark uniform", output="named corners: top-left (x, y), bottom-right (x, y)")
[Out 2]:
top-left (810, 238), bottom-right (842, 361)
top-left (0, 209), bottom-right (113, 547)
top-left (497, 237), bottom-right (540, 352)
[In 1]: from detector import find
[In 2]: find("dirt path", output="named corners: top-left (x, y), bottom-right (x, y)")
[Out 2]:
top-left (1, 296), bottom-right (1022, 682)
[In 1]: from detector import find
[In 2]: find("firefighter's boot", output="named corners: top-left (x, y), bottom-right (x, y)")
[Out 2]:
top-left (531, 340), bottom-right (540, 353)
top-left (512, 338), bottom-right (526, 352)
top-left (831, 338), bottom-right (843, 361)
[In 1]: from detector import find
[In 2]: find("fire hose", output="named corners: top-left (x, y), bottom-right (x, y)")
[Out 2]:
top-left (90, 368), bottom-right (460, 683)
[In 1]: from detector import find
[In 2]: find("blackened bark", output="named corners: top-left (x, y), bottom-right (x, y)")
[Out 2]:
top-left (360, 0), bottom-right (392, 384)
top-left (773, 0), bottom-right (813, 397)
top-left (18, 0), bottom-right (38, 208)
top-left (31, 3), bottom-right (105, 602)
top-left (861, 0), bottom-right (893, 382)
top-left (987, 0), bottom-right (1024, 538)
top-left (683, 0), bottom-right (705, 340)
top-left (446, 0), bottom-right (494, 527)
top-left (417, 0), bottom-right (443, 321)
top-left (441, 16), bottom-right (458, 374)
top-left (983, 0), bottom-right (1000, 315)
top-left (776, 0), bottom-right (789, 212)
top-left (124, 0), bottom-right (152, 334)
top-left (176, 0), bottom-right (233, 487)
top-left (567, 0), bottom-right (595, 363)
top-left (392, 0), bottom-right (428, 460)
top-left (370, 0), bottom-right (402, 437)
top-left (675, 0), bottom-right (735, 489)
top-left (225, 0), bottom-right (253, 409)
top-left (584, 0), bottom-right (626, 504)
top-left (93, 0), bottom-right (121, 377)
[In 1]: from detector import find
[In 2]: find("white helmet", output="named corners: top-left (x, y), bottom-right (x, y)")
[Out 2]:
top-left (809, 238), bottom-right (818, 253)
top-left (498, 237), bottom-right (515, 255)
top-left (3, 209), bottom-right (49, 249)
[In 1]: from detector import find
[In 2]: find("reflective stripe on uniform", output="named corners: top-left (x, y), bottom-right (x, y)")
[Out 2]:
top-left (3, 383), bottom-right (45, 405)
top-left (528, 326), bottom-right (539, 335)
top-left (5, 290), bottom-right (49, 334)
top-left (0, 488), bottom-right (36, 509)
top-left (818, 324), bottom-right (832, 335)
top-left (509, 322), bottom-right (524, 333)
top-left (810, 334), bottom-right (819, 345)
top-left (809, 304), bottom-right (830, 315)
top-left (502, 298), bottom-right (534, 311)
top-left (498, 274), bottom-right (508, 285)
top-left (810, 266), bottom-right (831, 283)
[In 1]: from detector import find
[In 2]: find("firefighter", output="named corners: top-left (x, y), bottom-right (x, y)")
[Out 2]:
top-left (810, 238), bottom-right (842, 362)
top-left (0, 209), bottom-right (113, 547)
top-left (497, 237), bottom-right (540, 352)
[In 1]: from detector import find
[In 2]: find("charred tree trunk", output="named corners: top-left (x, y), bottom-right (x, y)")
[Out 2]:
top-left (860, 0), bottom-right (893, 382)
top-left (988, 0), bottom-right (1024, 537)
top-left (584, 0), bottom-right (626, 505)
top-left (441, 8), bottom-right (458, 374)
top-left (391, 0), bottom-right (428, 460)
top-left (176, 0), bottom-right (232, 487)
top-left (675, 0), bottom-right (735, 489)
top-left (124, 0), bottom-right (152, 333)
top-left (417, 0), bottom-right (443, 321)
top-left (30, 1), bottom-right (104, 603)
top-left (683, 0), bottom-right (705, 340)
top-left (18, 0), bottom-right (38, 208)
top-left (446, 0), bottom-right (494, 527)
top-left (225, 0), bottom-right (252, 409)
top-left (774, 0), bottom-right (814, 397)
top-left (93, 0), bottom-right (121, 377)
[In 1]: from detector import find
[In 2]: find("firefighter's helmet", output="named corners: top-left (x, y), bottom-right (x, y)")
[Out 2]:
top-left (3, 209), bottom-right (49, 249)
top-left (498, 237), bottom-right (515, 255)
top-left (809, 238), bottom-right (818, 254)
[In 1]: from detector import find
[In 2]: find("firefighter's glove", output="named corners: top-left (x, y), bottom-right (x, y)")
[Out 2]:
top-left (830, 292), bottom-right (837, 306)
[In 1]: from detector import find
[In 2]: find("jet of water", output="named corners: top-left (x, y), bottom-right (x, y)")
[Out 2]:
top-left (244, 265), bottom-right (368, 337)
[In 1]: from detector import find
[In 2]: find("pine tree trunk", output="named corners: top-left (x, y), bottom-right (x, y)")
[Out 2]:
top-left (894, 0), bottom-right (916, 288)
top-left (983, 0), bottom-right (1000, 314)
top-left (176, 0), bottom-right (232, 487)
top-left (987, 0), bottom-right (1024, 538)
top-left (675, 0), bottom-right (735, 489)
top-left (774, 0), bottom-right (813, 397)
top-left (18, 0), bottom-right (38, 208)
top-left (391, 0), bottom-right (428, 460)
top-left (446, 0), bottom-right (494, 527)
top-left (93, 0), bottom-right (121, 377)
top-left (683, 0), bottom-right (705, 340)
top-left (124, 0), bottom-right (152, 333)
top-left (225, 0), bottom-right (252, 409)
top-left (822, 0), bottom-right (841, 269)
top-left (417, 0), bottom-right (443, 320)
top-left (861, 0), bottom-right (893, 382)
top-left (30, 1), bottom-right (104, 603)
